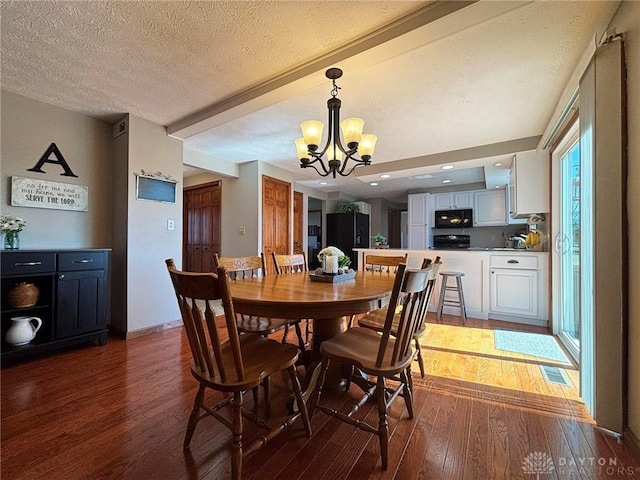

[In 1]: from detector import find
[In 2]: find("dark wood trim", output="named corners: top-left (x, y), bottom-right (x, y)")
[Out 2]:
top-left (183, 180), bottom-right (221, 191)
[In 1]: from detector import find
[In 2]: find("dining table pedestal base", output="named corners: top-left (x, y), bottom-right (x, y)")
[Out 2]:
top-left (304, 315), bottom-right (349, 393)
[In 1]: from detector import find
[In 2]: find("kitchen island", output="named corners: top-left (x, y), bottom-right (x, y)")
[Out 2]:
top-left (354, 247), bottom-right (549, 326)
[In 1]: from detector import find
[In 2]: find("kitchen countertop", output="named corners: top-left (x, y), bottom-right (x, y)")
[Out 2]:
top-left (368, 247), bottom-right (547, 253)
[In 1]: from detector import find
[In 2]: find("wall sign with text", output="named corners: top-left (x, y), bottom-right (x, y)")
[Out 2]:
top-left (11, 176), bottom-right (88, 211)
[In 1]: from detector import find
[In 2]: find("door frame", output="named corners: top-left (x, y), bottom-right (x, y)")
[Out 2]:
top-left (550, 119), bottom-right (580, 362)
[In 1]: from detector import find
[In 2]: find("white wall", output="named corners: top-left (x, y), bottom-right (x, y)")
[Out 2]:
top-left (183, 156), bottom-right (328, 258)
top-left (0, 91), bottom-right (113, 248)
top-left (124, 115), bottom-right (183, 333)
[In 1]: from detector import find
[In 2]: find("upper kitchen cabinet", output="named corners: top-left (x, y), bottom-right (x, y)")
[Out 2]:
top-left (473, 188), bottom-right (508, 226)
top-left (509, 150), bottom-right (549, 218)
top-left (431, 191), bottom-right (474, 211)
top-left (408, 193), bottom-right (431, 249)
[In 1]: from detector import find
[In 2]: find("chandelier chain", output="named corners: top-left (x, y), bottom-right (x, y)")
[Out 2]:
top-left (331, 80), bottom-right (340, 98)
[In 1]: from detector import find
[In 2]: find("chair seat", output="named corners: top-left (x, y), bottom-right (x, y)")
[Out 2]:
top-left (358, 308), bottom-right (427, 338)
top-left (192, 333), bottom-right (300, 391)
top-left (235, 315), bottom-right (291, 335)
top-left (319, 327), bottom-right (413, 377)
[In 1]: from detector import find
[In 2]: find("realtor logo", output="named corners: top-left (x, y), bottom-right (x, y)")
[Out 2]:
top-left (522, 451), bottom-right (555, 478)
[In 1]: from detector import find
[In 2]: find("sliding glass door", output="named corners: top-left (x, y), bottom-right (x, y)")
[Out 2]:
top-left (552, 121), bottom-right (582, 362)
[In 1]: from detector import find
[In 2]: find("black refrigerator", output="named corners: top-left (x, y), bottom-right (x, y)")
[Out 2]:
top-left (326, 212), bottom-right (369, 270)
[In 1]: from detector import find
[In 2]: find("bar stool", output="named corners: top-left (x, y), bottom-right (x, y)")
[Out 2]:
top-left (436, 271), bottom-right (467, 324)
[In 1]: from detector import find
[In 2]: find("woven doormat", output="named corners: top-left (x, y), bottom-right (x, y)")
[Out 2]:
top-left (494, 329), bottom-right (571, 364)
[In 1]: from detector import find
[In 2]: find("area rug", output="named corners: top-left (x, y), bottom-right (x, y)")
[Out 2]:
top-left (494, 329), bottom-right (571, 364)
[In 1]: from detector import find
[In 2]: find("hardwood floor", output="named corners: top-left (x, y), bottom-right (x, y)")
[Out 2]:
top-left (2, 314), bottom-right (639, 480)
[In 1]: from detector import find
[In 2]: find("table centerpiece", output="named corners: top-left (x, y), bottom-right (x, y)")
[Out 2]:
top-left (310, 246), bottom-right (356, 282)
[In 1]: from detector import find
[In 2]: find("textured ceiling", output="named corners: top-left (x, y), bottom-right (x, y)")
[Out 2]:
top-left (1, 1), bottom-right (622, 202)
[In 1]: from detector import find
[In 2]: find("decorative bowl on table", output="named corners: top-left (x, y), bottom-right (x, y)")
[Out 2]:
top-left (309, 268), bottom-right (357, 283)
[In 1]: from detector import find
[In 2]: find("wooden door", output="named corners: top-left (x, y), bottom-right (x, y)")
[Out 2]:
top-left (388, 208), bottom-right (401, 248)
top-left (262, 176), bottom-right (290, 273)
top-left (293, 191), bottom-right (303, 255)
top-left (183, 181), bottom-right (221, 272)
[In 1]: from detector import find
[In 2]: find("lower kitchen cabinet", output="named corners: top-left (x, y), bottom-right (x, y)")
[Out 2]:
top-left (1, 249), bottom-right (109, 365)
top-left (488, 254), bottom-right (548, 324)
top-left (490, 267), bottom-right (538, 317)
top-left (354, 248), bottom-right (549, 326)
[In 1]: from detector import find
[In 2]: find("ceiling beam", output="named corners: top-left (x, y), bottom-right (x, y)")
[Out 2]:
top-left (355, 135), bottom-right (542, 181)
top-left (167, 1), bottom-right (529, 140)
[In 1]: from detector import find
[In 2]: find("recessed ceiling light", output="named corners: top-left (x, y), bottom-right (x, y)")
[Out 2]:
top-left (319, 181), bottom-right (328, 185)
top-left (494, 162), bottom-right (503, 167)
top-left (370, 182), bottom-right (379, 186)
top-left (441, 165), bottom-right (454, 170)
top-left (442, 179), bottom-right (452, 184)
top-left (380, 174), bottom-right (391, 179)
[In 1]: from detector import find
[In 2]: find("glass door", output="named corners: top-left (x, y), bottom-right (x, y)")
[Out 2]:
top-left (552, 121), bottom-right (581, 362)
top-left (559, 138), bottom-right (581, 357)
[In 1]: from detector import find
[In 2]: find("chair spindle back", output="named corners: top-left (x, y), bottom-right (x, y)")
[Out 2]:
top-left (166, 259), bottom-right (245, 384)
top-left (375, 263), bottom-right (432, 369)
top-left (214, 254), bottom-right (266, 279)
top-left (364, 254), bottom-right (408, 273)
top-left (272, 252), bottom-right (308, 274)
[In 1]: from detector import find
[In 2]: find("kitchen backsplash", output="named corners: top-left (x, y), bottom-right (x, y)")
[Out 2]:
top-left (434, 225), bottom-right (529, 249)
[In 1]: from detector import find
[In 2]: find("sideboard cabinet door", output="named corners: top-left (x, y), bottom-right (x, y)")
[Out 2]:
top-left (56, 269), bottom-right (105, 339)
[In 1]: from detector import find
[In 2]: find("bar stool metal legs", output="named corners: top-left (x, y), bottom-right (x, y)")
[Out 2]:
top-left (436, 271), bottom-right (467, 324)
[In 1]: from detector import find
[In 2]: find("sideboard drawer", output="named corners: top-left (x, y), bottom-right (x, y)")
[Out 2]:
top-left (1, 252), bottom-right (56, 275)
top-left (58, 252), bottom-right (105, 271)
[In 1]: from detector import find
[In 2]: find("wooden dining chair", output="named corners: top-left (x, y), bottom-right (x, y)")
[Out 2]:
top-left (271, 252), bottom-right (311, 351)
top-left (213, 253), bottom-right (291, 339)
top-left (308, 262), bottom-right (431, 470)
top-left (165, 259), bottom-right (311, 480)
top-left (358, 256), bottom-right (442, 377)
top-left (272, 252), bottom-right (308, 274)
top-left (363, 253), bottom-right (408, 273)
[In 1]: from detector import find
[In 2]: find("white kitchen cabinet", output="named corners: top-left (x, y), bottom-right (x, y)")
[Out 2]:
top-left (489, 254), bottom-right (548, 322)
top-left (473, 188), bottom-right (508, 226)
top-left (407, 193), bottom-right (430, 249)
top-left (431, 191), bottom-right (474, 210)
top-left (509, 150), bottom-right (549, 218)
top-left (353, 247), bottom-right (549, 325)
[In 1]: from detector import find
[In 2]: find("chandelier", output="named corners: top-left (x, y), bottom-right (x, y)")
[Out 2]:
top-left (295, 68), bottom-right (377, 178)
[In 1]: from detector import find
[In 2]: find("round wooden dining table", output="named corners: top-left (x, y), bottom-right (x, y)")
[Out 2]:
top-left (228, 270), bottom-right (397, 393)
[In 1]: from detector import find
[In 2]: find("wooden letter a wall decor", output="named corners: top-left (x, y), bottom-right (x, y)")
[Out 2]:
top-left (28, 143), bottom-right (78, 177)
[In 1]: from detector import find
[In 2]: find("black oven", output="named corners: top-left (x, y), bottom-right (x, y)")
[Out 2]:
top-left (434, 209), bottom-right (473, 229)
top-left (433, 234), bottom-right (470, 249)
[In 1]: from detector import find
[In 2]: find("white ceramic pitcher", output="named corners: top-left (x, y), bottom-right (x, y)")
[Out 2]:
top-left (6, 316), bottom-right (42, 346)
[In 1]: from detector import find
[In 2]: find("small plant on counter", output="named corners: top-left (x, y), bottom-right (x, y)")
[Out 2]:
top-left (373, 233), bottom-right (387, 245)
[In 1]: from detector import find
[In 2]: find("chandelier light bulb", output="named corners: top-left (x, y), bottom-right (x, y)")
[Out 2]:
top-left (358, 134), bottom-right (377, 160)
top-left (295, 138), bottom-right (309, 161)
top-left (300, 120), bottom-right (324, 150)
top-left (340, 118), bottom-right (364, 148)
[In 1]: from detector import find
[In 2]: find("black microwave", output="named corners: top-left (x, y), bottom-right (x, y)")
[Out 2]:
top-left (434, 209), bottom-right (473, 229)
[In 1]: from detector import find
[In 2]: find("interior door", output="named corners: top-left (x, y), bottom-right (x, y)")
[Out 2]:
top-left (388, 208), bottom-right (401, 248)
top-left (183, 181), bottom-right (221, 273)
top-left (262, 176), bottom-right (291, 273)
top-left (293, 191), bottom-right (303, 255)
